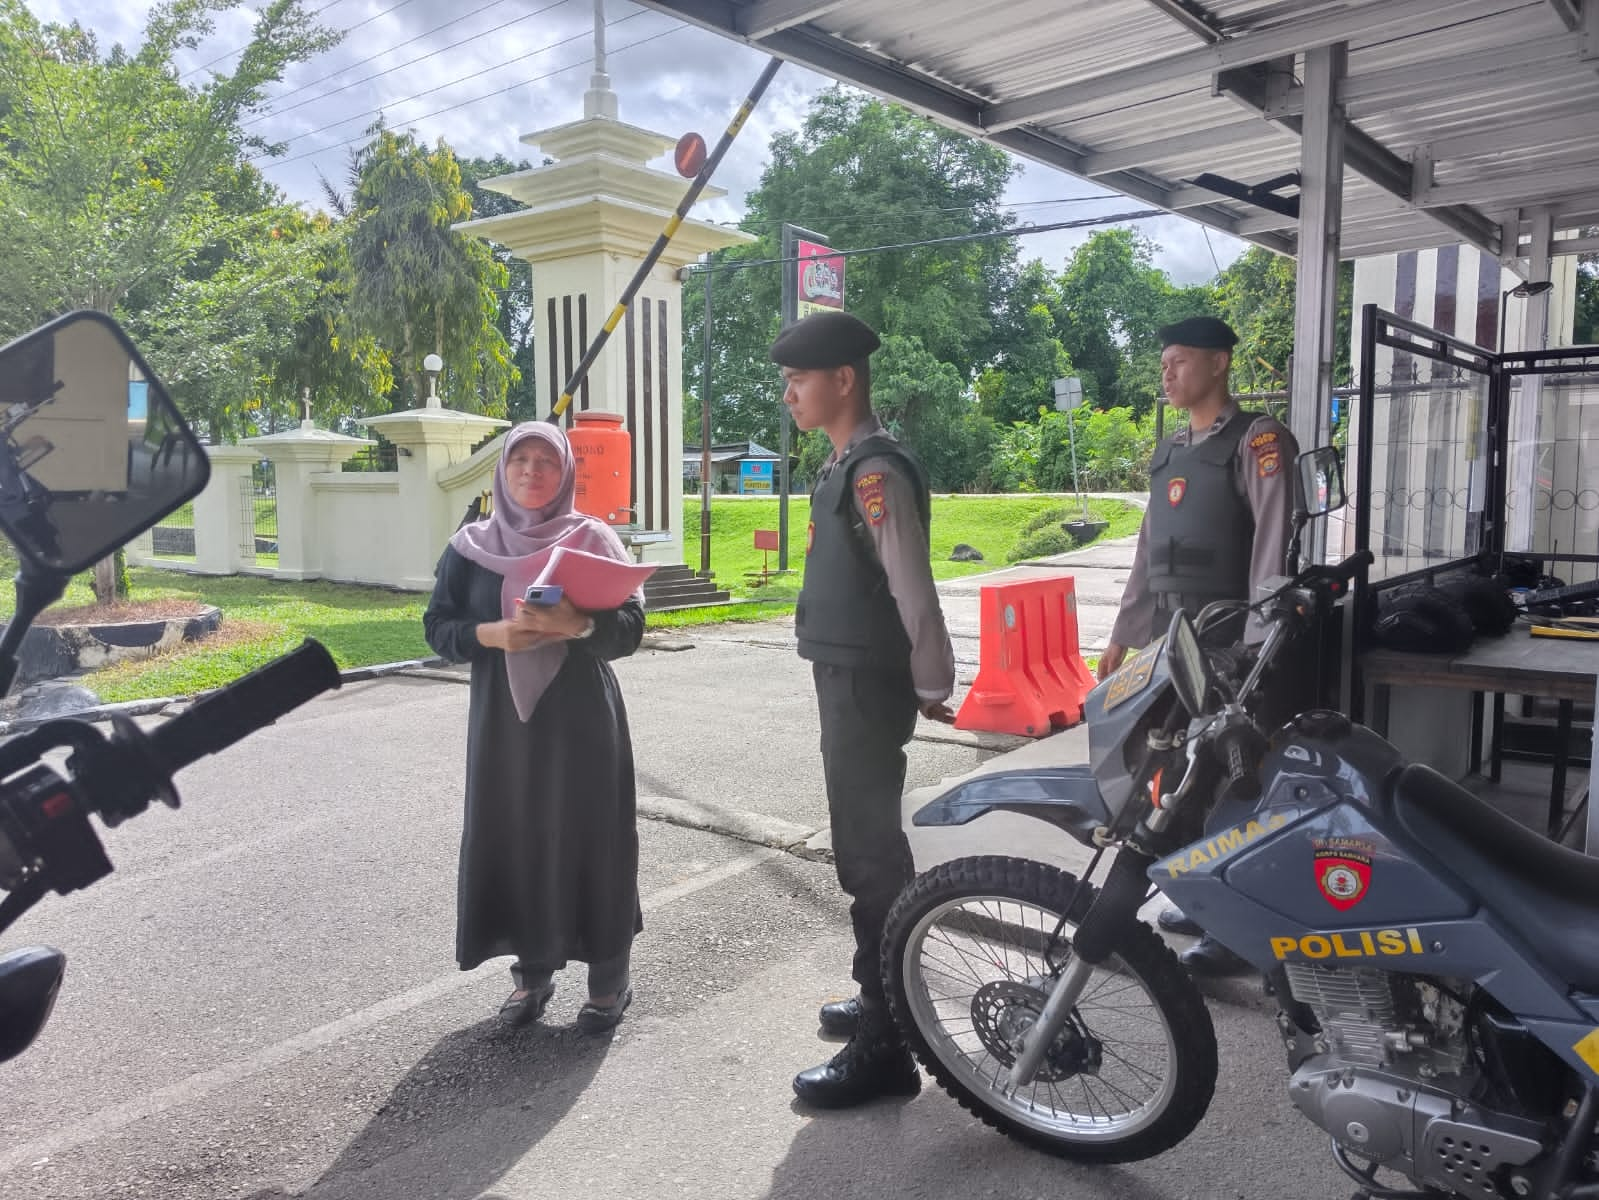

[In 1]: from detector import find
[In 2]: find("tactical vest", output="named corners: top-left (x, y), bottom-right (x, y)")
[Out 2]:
top-left (1146, 411), bottom-right (1260, 609)
top-left (796, 433), bottom-right (931, 670)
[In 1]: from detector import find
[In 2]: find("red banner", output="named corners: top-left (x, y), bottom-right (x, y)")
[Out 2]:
top-left (795, 239), bottom-right (845, 318)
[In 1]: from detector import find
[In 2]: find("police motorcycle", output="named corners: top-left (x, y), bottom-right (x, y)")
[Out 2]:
top-left (883, 446), bottom-right (1599, 1199)
top-left (0, 312), bottom-right (342, 1064)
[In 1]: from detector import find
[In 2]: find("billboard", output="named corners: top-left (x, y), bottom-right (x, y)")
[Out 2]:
top-left (795, 239), bottom-right (845, 319)
top-left (739, 459), bottom-right (774, 494)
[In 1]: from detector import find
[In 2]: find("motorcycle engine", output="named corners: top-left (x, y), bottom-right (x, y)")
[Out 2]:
top-left (1280, 964), bottom-right (1545, 1200)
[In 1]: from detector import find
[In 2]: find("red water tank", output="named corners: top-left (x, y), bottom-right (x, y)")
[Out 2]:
top-left (569, 410), bottom-right (632, 525)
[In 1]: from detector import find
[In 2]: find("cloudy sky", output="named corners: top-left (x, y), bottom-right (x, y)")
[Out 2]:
top-left (35, 0), bottom-right (1248, 283)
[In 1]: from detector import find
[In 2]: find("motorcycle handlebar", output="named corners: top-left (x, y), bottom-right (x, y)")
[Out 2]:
top-left (146, 640), bottom-right (343, 776)
top-left (1225, 738), bottom-right (1249, 784)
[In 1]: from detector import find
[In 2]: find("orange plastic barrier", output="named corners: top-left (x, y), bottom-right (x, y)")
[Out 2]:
top-left (954, 575), bottom-right (1097, 737)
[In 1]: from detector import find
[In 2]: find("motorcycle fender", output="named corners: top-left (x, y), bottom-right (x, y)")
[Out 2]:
top-left (910, 766), bottom-right (1110, 848)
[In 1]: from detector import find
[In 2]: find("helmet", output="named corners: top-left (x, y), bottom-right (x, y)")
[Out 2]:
top-left (1372, 587), bottom-right (1475, 653)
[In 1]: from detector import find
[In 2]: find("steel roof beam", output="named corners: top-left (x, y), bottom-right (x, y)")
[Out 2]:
top-left (630, 0), bottom-right (1293, 257)
top-left (1547, 0), bottom-right (1581, 31)
top-left (978, 0), bottom-right (1508, 132)
top-left (1416, 164), bottom-right (1599, 208)
top-left (735, 0), bottom-right (847, 39)
top-left (1140, 0), bottom-right (1225, 42)
top-left (1419, 110), bottom-right (1599, 162)
top-left (1218, 60), bottom-right (1501, 255)
top-left (1077, 119), bottom-right (1274, 175)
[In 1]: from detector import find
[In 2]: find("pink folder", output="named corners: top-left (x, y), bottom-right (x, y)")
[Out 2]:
top-left (535, 546), bottom-right (657, 610)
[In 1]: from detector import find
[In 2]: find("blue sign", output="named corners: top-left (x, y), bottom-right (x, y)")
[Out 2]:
top-left (1330, 397), bottom-right (1340, 425)
top-left (739, 459), bottom-right (774, 494)
top-left (128, 379), bottom-right (148, 421)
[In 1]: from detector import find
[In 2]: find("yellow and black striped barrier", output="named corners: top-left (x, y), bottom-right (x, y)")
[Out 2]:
top-left (544, 55), bottom-right (783, 423)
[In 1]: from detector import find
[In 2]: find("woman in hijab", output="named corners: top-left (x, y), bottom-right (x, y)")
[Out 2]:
top-left (424, 422), bottom-right (645, 1033)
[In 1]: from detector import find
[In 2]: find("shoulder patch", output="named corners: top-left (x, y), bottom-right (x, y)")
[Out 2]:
top-left (855, 470), bottom-right (888, 526)
top-left (1250, 426), bottom-right (1283, 477)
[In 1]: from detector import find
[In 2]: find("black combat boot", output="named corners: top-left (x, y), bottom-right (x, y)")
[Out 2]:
top-left (1155, 905), bottom-right (1202, 936)
top-left (793, 1004), bottom-right (920, 1108)
top-left (817, 994), bottom-right (862, 1037)
top-left (1180, 933), bottom-right (1252, 976)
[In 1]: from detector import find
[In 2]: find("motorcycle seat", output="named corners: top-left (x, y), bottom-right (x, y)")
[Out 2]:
top-left (1390, 763), bottom-right (1599, 992)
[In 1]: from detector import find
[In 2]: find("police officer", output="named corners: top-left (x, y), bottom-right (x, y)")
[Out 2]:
top-left (771, 310), bottom-right (957, 1109)
top-left (1097, 315), bottom-right (1298, 976)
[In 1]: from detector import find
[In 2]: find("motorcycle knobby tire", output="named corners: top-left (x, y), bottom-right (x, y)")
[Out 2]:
top-left (882, 854), bottom-right (1219, 1162)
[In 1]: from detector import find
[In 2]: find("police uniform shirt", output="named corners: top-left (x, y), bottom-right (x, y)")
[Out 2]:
top-left (1110, 401), bottom-right (1298, 647)
top-left (819, 416), bottom-right (957, 704)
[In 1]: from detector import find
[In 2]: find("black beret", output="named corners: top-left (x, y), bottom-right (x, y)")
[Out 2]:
top-left (1157, 315), bottom-right (1238, 350)
top-left (769, 310), bottom-right (881, 369)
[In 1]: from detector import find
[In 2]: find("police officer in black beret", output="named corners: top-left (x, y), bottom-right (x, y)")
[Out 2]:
top-left (1099, 315), bottom-right (1298, 975)
top-left (771, 310), bottom-right (956, 1108)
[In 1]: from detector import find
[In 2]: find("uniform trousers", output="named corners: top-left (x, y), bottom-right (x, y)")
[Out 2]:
top-left (812, 661), bottom-right (919, 1009)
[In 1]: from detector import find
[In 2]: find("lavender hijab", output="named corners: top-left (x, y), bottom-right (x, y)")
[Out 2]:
top-left (449, 422), bottom-right (635, 722)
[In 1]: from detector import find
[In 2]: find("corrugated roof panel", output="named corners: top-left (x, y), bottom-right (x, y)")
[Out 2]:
top-left (636, 0), bottom-right (1599, 260)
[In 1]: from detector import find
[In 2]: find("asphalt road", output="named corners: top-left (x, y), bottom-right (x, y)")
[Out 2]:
top-left (0, 633), bottom-right (1352, 1199)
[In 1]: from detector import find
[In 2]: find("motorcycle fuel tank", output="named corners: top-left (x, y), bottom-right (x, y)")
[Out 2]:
top-left (1153, 713), bottom-right (1475, 969)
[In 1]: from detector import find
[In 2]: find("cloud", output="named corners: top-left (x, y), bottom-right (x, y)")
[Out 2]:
top-left (44, 0), bottom-right (1246, 281)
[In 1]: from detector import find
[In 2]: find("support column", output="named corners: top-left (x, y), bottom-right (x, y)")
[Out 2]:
top-left (1507, 209), bottom-right (1554, 552)
top-left (192, 444), bottom-right (262, 574)
top-left (1290, 42), bottom-right (1347, 460)
top-left (360, 409), bottom-right (508, 590)
top-left (244, 424), bottom-right (373, 580)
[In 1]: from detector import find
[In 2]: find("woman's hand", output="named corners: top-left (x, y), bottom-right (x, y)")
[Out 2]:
top-left (514, 594), bottom-right (592, 639)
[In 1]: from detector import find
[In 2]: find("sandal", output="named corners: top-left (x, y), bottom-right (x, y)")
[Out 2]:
top-left (575, 986), bottom-right (632, 1035)
top-left (498, 980), bottom-right (556, 1028)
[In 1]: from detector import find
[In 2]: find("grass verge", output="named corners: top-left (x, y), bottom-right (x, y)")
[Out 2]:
top-left (2, 494), bottom-right (1136, 703)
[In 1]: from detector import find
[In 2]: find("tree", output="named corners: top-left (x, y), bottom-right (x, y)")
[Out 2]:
top-left (459, 154), bottom-right (537, 422)
top-left (0, 0), bottom-right (336, 600)
top-left (345, 125), bottom-right (517, 415)
top-left (1050, 228), bottom-right (1217, 412)
top-left (870, 334), bottom-right (992, 491)
top-left (1573, 241), bottom-right (1598, 345)
top-left (683, 86), bottom-right (1020, 456)
top-left (1214, 246), bottom-right (1354, 394)
top-left (0, 0), bottom-right (337, 333)
top-left (247, 209), bottom-right (393, 435)
top-left (975, 259), bottom-right (1074, 427)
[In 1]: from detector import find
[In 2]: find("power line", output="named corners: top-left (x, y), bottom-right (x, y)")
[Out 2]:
top-left (250, 9), bottom-right (650, 162)
top-left (752, 193), bottom-right (1128, 239)
top-left (685, 209), bottom-right (1170, 276)
top-left (248, 0), bottom-right (569, 126)
top-left (180, 0), bottom-right (367, 80)
top-left (261, 18), bottom-right (681, 168)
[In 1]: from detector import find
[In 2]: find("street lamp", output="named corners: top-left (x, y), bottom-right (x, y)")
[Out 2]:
top-left (1499, 279), bottom-right (1555, 352)
top-left (422, 353), bottom-right (444, 408)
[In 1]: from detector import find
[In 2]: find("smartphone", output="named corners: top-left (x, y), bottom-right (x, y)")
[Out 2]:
top-left (522, 584), bottom-right (564, 607)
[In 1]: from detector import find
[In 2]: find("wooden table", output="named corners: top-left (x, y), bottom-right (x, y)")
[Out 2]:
top-left (1361, 637), bottom-right (1598, 852)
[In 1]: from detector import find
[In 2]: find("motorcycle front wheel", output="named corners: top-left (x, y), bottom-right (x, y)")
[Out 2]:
top-left (883, 855), bottom-right (1218, 1162)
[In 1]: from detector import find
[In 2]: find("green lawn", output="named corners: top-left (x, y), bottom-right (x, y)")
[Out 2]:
top-left (682, 494), bottom-right (1140, 600)
top-left (0, 494), bottom-right (1138, 702)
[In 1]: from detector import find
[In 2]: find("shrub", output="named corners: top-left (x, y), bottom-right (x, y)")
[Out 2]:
top-left (1006, 525), bottom-right (1075, 562)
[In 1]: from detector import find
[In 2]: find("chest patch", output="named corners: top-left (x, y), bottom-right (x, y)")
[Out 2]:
top-left (1167, 477), bottom-right (1187, 507)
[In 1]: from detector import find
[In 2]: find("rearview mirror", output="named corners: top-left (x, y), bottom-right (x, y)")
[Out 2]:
top-left (1295, 445), bottom-right (1346, 519)
top-left (0, 946), bottom-right (65, 1064)
top-left (0, 311), bottom-right (209, 575)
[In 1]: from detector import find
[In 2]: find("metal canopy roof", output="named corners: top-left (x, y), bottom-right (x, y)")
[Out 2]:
top-left (634, 0), bottom-right (1599, 264)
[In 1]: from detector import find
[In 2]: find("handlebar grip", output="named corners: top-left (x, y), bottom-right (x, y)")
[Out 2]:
top-left (1336, 550), bottom-right (1375, 578)
top-left (1226, 738), bottom-right (1249, 783)
top-left (147, 640), bottom-right (342, 775)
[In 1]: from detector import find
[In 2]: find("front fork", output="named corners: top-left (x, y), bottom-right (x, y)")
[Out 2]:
top-left (1005, 843), bottom-right (1160, 1092)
